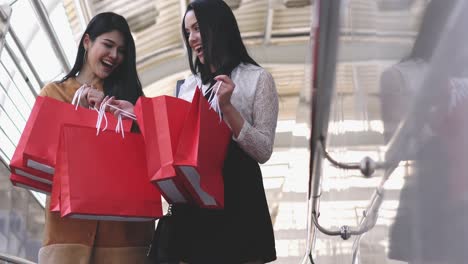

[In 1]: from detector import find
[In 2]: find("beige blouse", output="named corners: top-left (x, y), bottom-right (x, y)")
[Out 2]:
top-left (178, 63), bottom-right (279, 164)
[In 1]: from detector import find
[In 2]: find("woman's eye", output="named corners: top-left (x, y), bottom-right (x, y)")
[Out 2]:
top-left (104, 43), bottom-right (112, 48)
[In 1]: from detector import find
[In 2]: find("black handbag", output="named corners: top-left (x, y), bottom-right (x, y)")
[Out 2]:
top-left (147, 214), bottom-right (178, 263)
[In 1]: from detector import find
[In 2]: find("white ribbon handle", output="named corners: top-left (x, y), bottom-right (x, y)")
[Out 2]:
top-left (96, 101), bottom-right (109, 135)
top-left (96, 100), bottom-right (137, 138)
top-left (106, 104), bottom-right (137, 120)
top-left (71, 86), bottom-right (86, 110)
top-left (115, 114), bottom-right (125, 138)
top-left (72, 86), bottom-right (111, 135)
top-left (204, 81), bottom-right (223, 122)
top-left (74, 87), bottom-right (137, 138)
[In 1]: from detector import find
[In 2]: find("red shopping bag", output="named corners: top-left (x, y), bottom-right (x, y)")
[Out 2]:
top-left (50, 165), bottom-right (60, 212)
top-left (50, 134), bottom-right (63, 212)
top-left (174, 88), bottom-right (231, 208)
top-left (21, 96), bottom-right (131, 176)
top-left (10, 173), bottom-right (51, 194)
top-left (54, 124), bottom-right (162, 221)
top-left (134, 96), bottom-right (192, 204)
top-left (9, 98), bottom-right (53, 192)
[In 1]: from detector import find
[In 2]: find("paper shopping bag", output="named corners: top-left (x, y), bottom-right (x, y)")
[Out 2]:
top-left (49, 165), bottom-right (60, 212)
top-left (55, 124), bottom-right (162, 221)
top-left (134, 96), bottom-right (192, 204)
top-left (49, 132), bottom-right (64, 212)
top-left (9, 99), bottom-right (53, 190)
top-left (174, 88), bottom-right (231, 208)
top-left (10, 173), bottom-right (51, 194)
top-left (20, 96), bottom-right (131, 176)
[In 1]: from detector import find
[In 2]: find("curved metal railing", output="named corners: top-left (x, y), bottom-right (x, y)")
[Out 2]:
top-left (0, 253), bottom-right (36, 264)
top-left (303, 0), bottom-right (468, 263)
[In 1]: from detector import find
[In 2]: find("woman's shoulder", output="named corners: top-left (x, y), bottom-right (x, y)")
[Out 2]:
top-left (39, 81), bottom-right (63, 96)
top-left (178, 74), bottom-right (199, 101)
top-left (236, 63), bottom-right (265, 73)
top-left (39, 78), bottom-right (80, 102)
top-left (183, 74), bottom-right (199, 85)
top-left (233, 63), bottom-right (273, 85)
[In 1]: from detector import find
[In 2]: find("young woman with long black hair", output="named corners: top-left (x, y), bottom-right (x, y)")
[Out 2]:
top-left (38, 12), bottom-right (151, 264)
top-left (151, 1), bottom-right (278, 263)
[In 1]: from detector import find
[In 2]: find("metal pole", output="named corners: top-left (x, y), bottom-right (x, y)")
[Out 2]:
top-left (0, 102), bottom-right (23, 134)
top-left (0, 252), bottom-right (37, 264)
top-left (4, 40), bottom-right (41, 95)
top-left (0, 61), bottom-right (33, 111)
top-left (0, 125), bottom-right (17, 153)
top-left (0, 4), bottom-right (11, 57)
top-left (8, 28), bottom-right (45, 87)
top-left (28, 0), bottom-right (70, 73)
top-left (0, 4), bottom-right (11, 23)
top-left (0, 149), bottom-right (10, 169)
top-left (302, 0), bottom-right (341, 262)
top-left (0, 72), bottom-right (29, 121)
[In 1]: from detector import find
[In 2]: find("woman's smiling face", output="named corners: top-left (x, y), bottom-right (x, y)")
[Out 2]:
top-left (184, 10), bottom-right (205, 64)
top-left (84, 30), bottom-right (126, 79)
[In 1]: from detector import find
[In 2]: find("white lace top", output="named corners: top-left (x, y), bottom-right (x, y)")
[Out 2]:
top-left (178, 63), bottom-right (279, 164)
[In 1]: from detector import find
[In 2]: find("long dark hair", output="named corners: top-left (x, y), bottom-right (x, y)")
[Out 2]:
top-left (62, 12), bottom-right (142, 104)
top-left (182, 0), bottom-right (259, 84)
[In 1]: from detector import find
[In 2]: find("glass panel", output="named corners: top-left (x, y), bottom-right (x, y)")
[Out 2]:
top-left (0, 1), bottom-right (73, 261)
top-left (47, 0), bottom-right (78, 66)
top-left (0, 4), bottom-right (11, 57)
top-left (0, 161), bottom-right (44, 263)
top-left (312, 0), bottom-right (423, 258)
top-left (311, 0), bottom-right (468, 263)
top-left (4, 33), bottom-right (42, 93)
top-left (0, 0), bottom-right (75, 208)
top-left (9, 0), bottom-right (64, 83)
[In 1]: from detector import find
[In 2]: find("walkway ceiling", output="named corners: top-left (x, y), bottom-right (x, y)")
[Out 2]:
top-left (63, 0), bottom-right (314, 121)
top-left (62, 0), bottom-right (424, 121)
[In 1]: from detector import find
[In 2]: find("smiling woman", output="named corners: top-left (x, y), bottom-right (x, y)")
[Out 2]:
top-left (36, 12), bottom-right (149, 264)
top-left (81, 31), bottom-right (126, 80)
top-left (184, 11), bottom-right (204, 64)
top-left (149, 1), bottom-right (279, 263)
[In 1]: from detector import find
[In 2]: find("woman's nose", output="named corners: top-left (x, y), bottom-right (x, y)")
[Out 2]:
top-left (109, 48), bottom-right (118, 59)
top-left (188, 32), bottom-right (196, 43)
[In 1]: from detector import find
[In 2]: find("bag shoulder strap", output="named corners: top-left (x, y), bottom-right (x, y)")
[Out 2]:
top-left (175, 79), bottom-right (185, 97)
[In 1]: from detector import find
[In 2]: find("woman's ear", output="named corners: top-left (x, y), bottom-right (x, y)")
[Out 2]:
top-left (83, 33), bottom-right (91, 50)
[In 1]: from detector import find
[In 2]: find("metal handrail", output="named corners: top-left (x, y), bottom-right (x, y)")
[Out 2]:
top-left (310, 142), bottom-right (386, 239)
top-left (304, 0), bottom-right (415, 261)
top-left (304, 0), bottom-right (410, 247)
top-left (301, 0), bottom-right (341, 263)
top-left (0, 253), bottom-right (36, 264)
top-left (6, 28), bottom-right (44, 91)
top-left (304, 0), bottom-right (468, 263)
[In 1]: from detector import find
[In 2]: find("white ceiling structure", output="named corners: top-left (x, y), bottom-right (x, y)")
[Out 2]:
top-left (61, 0), bottom-right (314, 120)
top-left (59, 0), bottom-right (426, 123)
top-left (0, 0), bottom-right (427, 161)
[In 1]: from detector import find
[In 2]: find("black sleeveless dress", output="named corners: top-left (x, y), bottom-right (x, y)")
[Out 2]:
top-left (150, 81), bottom-right (276, 264)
